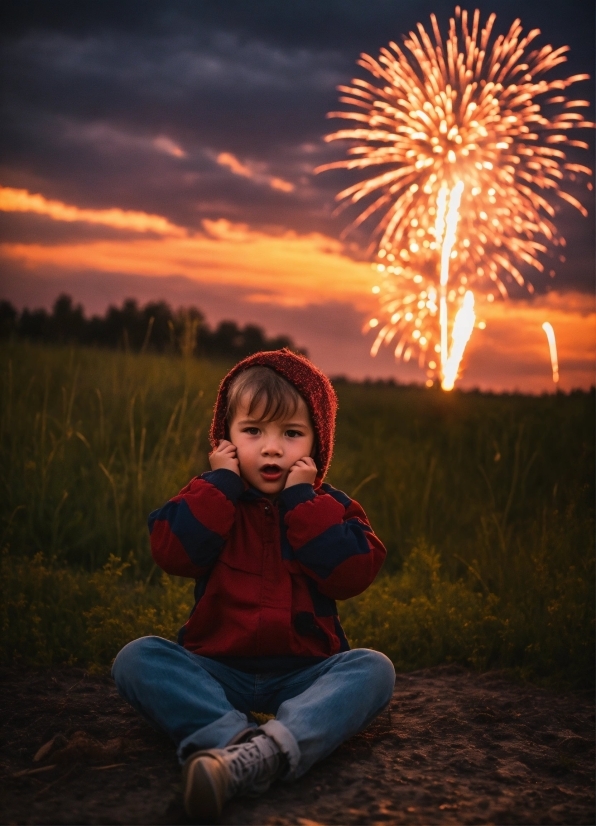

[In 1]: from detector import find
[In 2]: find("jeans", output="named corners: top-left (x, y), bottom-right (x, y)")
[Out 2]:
top-left (112, 636), bottom-right (395, 779)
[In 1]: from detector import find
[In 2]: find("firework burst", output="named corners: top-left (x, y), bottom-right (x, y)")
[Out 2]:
top-left (318, 6), bottom-right (593, 388)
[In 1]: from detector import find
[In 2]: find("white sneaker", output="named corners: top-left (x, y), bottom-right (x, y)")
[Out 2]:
top-left (182, 733), bottom-right (285, 821)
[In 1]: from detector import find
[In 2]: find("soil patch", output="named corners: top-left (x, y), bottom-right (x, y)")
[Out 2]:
top-left (1, 664), bottom-right (593, 824)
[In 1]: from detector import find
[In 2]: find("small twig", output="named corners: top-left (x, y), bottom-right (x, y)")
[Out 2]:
top-left (34, 739), bottom-right (55, 762)
top-left (90, 763), bottom-right (127, 770)
top-left (13, 764), bottom-right (56, 778)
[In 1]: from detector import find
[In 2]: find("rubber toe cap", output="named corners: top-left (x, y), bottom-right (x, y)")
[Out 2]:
top-left (183, 752), bottom-right (229, 822)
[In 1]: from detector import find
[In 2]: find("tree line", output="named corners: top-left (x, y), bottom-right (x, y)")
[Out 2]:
top-left (0, 294), bottom-right (304, 360)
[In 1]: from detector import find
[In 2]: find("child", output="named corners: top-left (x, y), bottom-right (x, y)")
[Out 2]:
top-left (112, 349), bottom-right (395, 821)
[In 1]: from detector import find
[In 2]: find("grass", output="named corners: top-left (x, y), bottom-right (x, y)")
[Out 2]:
top-left (1, 340), bottom-right (594, 688)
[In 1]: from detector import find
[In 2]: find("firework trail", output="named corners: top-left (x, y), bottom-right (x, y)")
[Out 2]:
top-left (318, 6), bottom-right (593, 388)
top-left (542, 321), bottom-right (559, 383)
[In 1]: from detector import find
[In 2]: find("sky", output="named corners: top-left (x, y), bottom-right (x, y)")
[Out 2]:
top-left (0, 0), bottom-right (594, 391)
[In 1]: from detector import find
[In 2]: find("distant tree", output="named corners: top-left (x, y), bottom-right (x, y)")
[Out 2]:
top-left (3, 294), bottom-right (305, 359)
top-left (18, 307), bottom-right (51, 341)
top-left (198, 320), bottom-right (303, 360)
top-left (50, 294), bottom-right (86, 343)
top-left (102, 299), bottom-right (143, 349)
top-left (0, 301), bottom-right (17, 339)
top-left (143, 301), bottom-right (179, 351)
top-left (199, 320), bottom-right (242, 360)
top-left (263, 333), bottom-right (296, 352)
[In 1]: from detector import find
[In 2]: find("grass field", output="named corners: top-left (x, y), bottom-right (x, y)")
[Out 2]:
top-left (1, 341), bottom-right (593, 688)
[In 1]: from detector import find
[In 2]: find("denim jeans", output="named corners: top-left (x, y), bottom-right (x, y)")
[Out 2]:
top-left (112, 636), bottom-right (395, 779)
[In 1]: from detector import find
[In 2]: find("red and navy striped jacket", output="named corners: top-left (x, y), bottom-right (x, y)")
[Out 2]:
top-left (149, 468), bottom-right (386, 672)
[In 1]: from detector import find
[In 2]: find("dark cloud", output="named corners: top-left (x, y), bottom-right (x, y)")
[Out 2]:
top-left (2, 1), bottom-right (593, 61)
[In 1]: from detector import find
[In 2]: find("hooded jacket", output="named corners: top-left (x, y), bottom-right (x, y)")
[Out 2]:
top-left (149, 349), bottom-right (386, 671)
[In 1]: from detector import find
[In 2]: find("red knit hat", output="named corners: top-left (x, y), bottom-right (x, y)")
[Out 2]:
top-left (209, 349), bottom-right (338, 480)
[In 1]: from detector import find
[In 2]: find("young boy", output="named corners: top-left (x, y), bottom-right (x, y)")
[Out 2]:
top-left (112, 349), bottom-right (395, 821)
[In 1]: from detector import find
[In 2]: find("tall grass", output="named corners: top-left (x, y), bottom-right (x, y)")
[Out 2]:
top-left (1, 341), bottom-right (224, 574)
top-left (1, 341), bottom-right (593, 687)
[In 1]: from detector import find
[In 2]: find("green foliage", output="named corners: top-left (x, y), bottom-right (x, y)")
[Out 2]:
top-left (342, 521), bottom-right (595, 688)
top-left (342, 543), bottom-right (497, 671)
top-left (0, 549), bottom-right (194, 670)
top-left (0, 341), bottom-right (593, 686)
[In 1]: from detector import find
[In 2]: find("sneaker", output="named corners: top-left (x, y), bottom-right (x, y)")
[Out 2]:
top-left (182, 733), bottom-right (285, 821)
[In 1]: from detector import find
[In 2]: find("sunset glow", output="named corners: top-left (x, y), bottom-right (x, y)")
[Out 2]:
top-left (1, 179), bottom-right (593, 390)
top-left (1, 218), bottom-right (376, 308)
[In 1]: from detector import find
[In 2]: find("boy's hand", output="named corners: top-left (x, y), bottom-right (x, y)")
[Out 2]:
top-left (209, 440), bottom-right (240, 475)
top-left (285, 456), bottom-right (317, 489)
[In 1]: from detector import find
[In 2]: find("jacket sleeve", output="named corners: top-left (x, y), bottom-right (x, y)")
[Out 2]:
top-left (278, 482), bottom-right (386, 600)
top-left (148, 469), bottom-right (245, 578)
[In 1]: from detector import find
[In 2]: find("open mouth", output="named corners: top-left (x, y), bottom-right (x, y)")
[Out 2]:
top-left (259, 464), bottom-right (283, 482)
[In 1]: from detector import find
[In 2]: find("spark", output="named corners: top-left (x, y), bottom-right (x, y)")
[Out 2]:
top-left (443, 290), bottom-right (476, 390)
top-left (318, 6), bottom-right (593, 388)
top-left (541, 321), bottom-right (559, 383)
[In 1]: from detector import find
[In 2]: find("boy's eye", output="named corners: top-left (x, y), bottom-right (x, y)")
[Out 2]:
top-left (243, 427), bottom-right (260, 435)
top-left (286, 429), bottom-right (303, 438)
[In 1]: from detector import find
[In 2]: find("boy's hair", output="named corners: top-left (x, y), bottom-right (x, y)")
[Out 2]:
top-left (226, 366), bottom-right (304, 424)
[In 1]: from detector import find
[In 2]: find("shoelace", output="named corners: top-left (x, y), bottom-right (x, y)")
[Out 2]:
top-left (225, 736), bottom-right (282, 796)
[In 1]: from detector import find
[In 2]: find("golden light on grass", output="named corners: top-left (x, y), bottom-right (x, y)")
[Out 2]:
top-left (541, 321), bottom-right (560, 383)
top-left (318, 5), bottom-right (593, 388)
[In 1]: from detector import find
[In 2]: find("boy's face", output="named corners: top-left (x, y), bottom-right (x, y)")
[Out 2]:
top-left (229, 393), bottom-right (315, 495)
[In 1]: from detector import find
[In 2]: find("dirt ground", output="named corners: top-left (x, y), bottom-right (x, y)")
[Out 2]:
top-left (1, 664), bottom-right (593, 825)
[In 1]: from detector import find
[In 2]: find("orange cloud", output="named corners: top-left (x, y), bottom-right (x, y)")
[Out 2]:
top-left (269, 177), bottom-right (295, 193)
top-left (216, 152), bottom-right (253, 178)
top-left (152, 136), bottom-right (186, 158)
top-left (0, 186), bottom-right (185, 236)
top-left (1, 220), bottom-right (377, 307)
top-left (216, 152), bottom-right (295, 192)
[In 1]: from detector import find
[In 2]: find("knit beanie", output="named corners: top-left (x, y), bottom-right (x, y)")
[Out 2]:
top-left (209, 349), bottom-right (338, 480)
